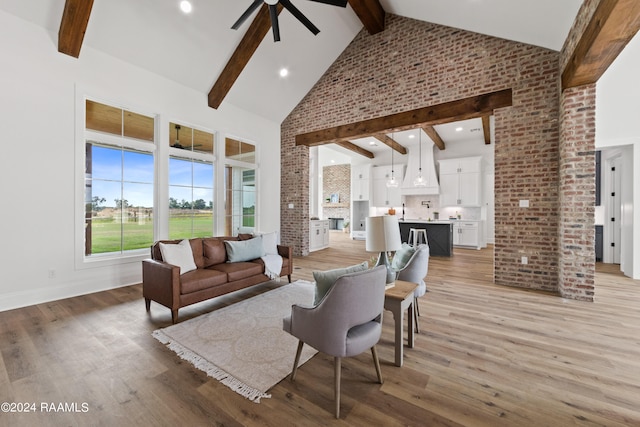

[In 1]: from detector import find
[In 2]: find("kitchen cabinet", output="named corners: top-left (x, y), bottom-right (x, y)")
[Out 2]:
top-left (309, 220), bottom-right (329, 252)
top-left (452, 220), bottom-right (482, 249)
top-left (371, 165), bottom-right (404, 208)
top-left (351, 164), bottom-right (371, 201)
top-left (439, 157), bottom-right (482, 207)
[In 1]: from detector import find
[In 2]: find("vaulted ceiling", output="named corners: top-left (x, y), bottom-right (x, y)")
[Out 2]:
top-left (3, 0), bottom-right (639, 162)
top-left (1, 0), bottom-right (587, 125)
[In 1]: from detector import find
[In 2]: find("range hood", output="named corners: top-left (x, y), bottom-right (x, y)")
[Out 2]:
top-left (401, 140), bottom-right (440, 195)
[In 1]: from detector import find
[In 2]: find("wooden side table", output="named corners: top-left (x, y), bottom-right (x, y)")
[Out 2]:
top-left (384, 279), bottom-right (417, 367)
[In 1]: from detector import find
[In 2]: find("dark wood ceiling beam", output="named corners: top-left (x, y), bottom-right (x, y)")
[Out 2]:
top-left (374, 134), bottom-right (406, 155)
top-left (481, 115), bottom-right (491, 145)
top-left (348, 0), bottom-right (385, 34)
top-left (58, 0), bottom-right (94, 58)
top-left (295, 88), bottom-right (512, 147)
top-left (562, 0), bottom-right (640, 90)
top-left (421, 126), bottom-right (445, 150)
top-left (208, 4), bottom-right (282, 109)
top-left (335, 141), bottom-right (375, 158)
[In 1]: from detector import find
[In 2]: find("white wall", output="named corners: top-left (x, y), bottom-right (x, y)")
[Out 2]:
top-left (596, 31), bottom-right (640, 279)
top-left (0, 10), bottom-right (281, 311)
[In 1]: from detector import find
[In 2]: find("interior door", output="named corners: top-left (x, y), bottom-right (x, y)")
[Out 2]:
top-left (607, 156), bottom-right (622, 264)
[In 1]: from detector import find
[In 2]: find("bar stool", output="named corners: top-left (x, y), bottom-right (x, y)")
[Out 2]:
top-left (408, 228), bottom-right (427, 247)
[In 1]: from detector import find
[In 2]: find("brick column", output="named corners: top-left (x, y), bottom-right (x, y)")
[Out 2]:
top-left (558, 84), bottom-right (596, 301)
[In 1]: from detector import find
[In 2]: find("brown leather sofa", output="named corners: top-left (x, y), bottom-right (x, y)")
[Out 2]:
top-left (142, 234), bottom-right (292, 323)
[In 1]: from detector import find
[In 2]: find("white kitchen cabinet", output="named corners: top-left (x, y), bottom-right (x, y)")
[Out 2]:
top-left (371, 165), bottom-right (404, 208)
top-left (351, 164), bottom-right (371, 201)
top-left (439, 157), bottom-right (482, 207)
top-left (452, 220), bottom-right (482, 249)
top-left (309, 220), bottom-right (330, 252)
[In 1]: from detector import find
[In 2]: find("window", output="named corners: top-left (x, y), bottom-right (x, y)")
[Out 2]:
top-left (168, 122), bottom-right (215, 239)
top-left (84, 100), bottom-right (155, 256)
top-left (225, 137), bottom-right (257, 235)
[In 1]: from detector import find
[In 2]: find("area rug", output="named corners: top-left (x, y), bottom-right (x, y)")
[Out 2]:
top-left (152, 280), bottom-right (317, 403)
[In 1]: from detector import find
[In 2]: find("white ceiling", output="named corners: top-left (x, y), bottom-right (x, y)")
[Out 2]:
top-left (0, 0), bottom-right (583, 125)
top-left (320, 117), bottom-right (493, 167)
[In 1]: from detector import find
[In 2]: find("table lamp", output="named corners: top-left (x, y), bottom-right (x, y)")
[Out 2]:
top-left (366, 215), bottom-right (402, 284)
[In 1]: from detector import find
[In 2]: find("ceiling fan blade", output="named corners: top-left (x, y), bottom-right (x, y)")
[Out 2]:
top-left (269, 4), bottom-right (281, 42)
top-left (231, 0), bottom-right (263, 30)
top-left (307, 0), bottom-right (348, 7)
top-left (280, 0), bottom-right (320, 36)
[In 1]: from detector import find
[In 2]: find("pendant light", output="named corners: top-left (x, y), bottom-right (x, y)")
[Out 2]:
top-left (413, 129), bottom-right (427, 187)
top-left (386, 133), bottom-right (399, 188)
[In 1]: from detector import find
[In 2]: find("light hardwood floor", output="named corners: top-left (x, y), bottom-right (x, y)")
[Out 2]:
top-left (1, 231), bottom-right (639, 426)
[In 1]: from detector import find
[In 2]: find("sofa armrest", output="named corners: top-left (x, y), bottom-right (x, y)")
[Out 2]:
top-left (277, 244), bottom-right (292, 260)
top-left (142, 259), bottom-right (181, 310)
top-left (277, 244), bottom-right (293, 278)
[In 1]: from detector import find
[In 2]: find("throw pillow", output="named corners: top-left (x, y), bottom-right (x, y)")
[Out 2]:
top-left (254, 231), bottom-right (278, 255)
top-left (159, 239), bottom-right (197, 275)
top-left (312, 261), bottom-right (369, 305)
top-left (224, 237), bottom-right (266, 263)
top-left (391, 243), bottom-right (416, 271)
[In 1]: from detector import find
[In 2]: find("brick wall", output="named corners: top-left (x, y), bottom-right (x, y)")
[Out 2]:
top-left (322, 164), bottom-right (351, 222)
top-left (558, 85), bottom-right (596, 301)
top-left (281, 11), bottom-right (596, 298)
top-left (556, 0), bottom-right (601, 301)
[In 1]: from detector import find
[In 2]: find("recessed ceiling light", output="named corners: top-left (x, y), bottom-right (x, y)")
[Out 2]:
top-left (369, 140), bottom-right (377, 146)
top-left (279, 68), bottom-right (289, 78)
top-left (180, 1), bottom-right (192, 14)
top-left (408, 134), bottom-right (415, 139)
top-left (455, 127), bottom-right (463, 132)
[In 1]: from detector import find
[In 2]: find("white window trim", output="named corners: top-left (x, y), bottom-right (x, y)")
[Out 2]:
top-left (163, 119), bottom-right (218, 241)
top-left (75, 89), bottom-right (160, 270)
top-left (222, 134), bottom-right (261, 235)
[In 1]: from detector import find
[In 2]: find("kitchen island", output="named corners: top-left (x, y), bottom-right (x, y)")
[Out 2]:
top-left (399, 220), bottom-right (453, 257)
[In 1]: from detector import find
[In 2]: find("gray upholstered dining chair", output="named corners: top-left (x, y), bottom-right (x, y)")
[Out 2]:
top-left (282, 266), bottom-right (386, 418)
top-left (395, 244), bottom-right (429, 333)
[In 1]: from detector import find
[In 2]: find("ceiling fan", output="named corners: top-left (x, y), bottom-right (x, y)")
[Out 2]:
top-left (232, 0), bottom-right (348, 42)
top-left (172, 124), bottom-right (201, 150)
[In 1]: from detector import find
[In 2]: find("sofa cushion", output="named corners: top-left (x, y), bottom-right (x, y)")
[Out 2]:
top-left (203, 238), bottom-right (227, 267)
top-left (210, 261), bottom-right (263, 282)
top-left (189, 238), bottom-right (205, 268)
top-left (180, 268), bottom-right (228, 294)
top-left (159, 240), bottom-right (197, 275)
top-left (312, 261), bottom-right (369, 305)
top-left (254, 231), bottom-right (278, 255)
top-left (224, 237), bottom-right (265, 263)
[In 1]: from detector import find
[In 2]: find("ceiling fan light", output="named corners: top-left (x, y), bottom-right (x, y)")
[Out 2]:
top-left (179, 1), bottom-right (192, 14)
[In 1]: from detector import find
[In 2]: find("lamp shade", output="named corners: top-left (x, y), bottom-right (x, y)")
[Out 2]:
top-left (365, 216), bottom-right (402, 252)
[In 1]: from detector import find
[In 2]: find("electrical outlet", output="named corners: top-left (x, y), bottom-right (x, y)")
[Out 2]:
top-left (521, 256), bottom-right (528, 265)
top-left (48, 269), bottom-right (56, 279)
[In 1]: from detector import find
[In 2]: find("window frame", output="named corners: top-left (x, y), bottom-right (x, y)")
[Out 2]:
top-left (75, 93), bottom-right (159, 270)
top-left (224, 136), bottom-right (260, 236)
top-left (167, 121), bottom-right (217, 240)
